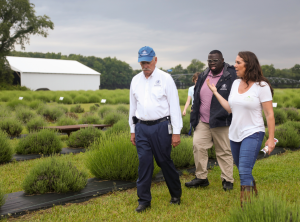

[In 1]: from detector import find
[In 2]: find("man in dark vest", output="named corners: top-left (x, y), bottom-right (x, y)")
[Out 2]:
top-left (186, 50), bottom-right (237, 191)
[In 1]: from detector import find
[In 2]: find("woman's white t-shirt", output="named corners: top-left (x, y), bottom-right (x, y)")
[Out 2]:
top-left (228, 79), bottom-right (272, 142)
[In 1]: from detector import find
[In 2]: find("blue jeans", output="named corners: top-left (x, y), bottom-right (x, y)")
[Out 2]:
top-left (230, 132), bottom-right (265, 186)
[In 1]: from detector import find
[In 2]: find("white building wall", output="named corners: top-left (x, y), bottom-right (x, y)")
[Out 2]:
top-left (21, 73), bottom-right (100, 91)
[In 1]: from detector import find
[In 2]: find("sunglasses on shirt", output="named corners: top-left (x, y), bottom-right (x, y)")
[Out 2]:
top-left (207, 59), bottom-right (219, 64)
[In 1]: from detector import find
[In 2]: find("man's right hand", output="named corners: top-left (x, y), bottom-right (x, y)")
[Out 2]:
top-left (131, 133), bottom-right (136, 146)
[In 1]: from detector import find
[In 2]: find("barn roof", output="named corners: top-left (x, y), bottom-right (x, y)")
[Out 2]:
top-left (6, 56), bottom-right (100, 75)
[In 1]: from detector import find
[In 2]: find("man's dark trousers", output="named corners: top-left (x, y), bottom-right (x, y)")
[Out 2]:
top-left (135, 120), bottom-right (182, 205)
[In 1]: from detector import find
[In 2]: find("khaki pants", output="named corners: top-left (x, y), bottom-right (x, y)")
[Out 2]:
top-left (193, 120), bottom-right (234, 183)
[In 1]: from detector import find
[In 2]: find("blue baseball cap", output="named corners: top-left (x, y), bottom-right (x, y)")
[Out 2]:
top-left (138, 46), bottom-right (156, 62)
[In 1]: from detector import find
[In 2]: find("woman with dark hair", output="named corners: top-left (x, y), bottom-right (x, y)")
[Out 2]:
top-left (206, 51), bottom-right (275, 207)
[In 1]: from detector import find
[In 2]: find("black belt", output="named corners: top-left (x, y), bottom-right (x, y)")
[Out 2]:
top-left (138, 116), bottom-right (170, 126)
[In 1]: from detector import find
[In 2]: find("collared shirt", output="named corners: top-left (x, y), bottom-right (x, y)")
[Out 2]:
top-left (199, 69), bottom-right (223, 123)
top-left (129, 67), bottom-right (183, 134)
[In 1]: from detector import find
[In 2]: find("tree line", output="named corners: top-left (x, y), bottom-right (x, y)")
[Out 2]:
top-left (5, 51), bottom-right (300, 89)
top-left (261, 64), bottom-right (300, 80)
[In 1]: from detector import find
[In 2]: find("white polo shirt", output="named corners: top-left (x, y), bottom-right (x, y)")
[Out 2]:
top-left (129, 68), bottom-right (183, 134)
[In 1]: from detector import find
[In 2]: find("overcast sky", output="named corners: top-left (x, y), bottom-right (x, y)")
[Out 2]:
top-left (17, 0), bottom-right (300, 70)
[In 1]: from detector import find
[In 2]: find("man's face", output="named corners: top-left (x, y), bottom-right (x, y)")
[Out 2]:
top-left (140, 57), bottom-right (157, 77)
top-left (208, 53), bottom-right (224, 75)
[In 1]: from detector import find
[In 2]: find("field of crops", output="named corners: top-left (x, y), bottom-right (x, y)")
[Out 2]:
top-left (1, 88), bottom-right (300, 107)
top-left (0, 88), bottom-right (300, 145)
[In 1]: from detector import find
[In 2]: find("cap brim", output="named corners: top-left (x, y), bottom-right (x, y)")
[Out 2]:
top-left (138, 56), bottom-right (153, 62)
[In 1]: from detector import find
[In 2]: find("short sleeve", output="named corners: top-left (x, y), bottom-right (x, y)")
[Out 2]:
top-left (228, 80), bottom-right (238, 101)
top-left (188, 86), bottom-right (193, 97)
top-left (259, 82), bottom-right (272, 103)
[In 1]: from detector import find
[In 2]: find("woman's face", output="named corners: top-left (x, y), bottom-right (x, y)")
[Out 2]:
top-left (234, 55), bottom-right (246, 78)
top-left (194, 78), bottom-right (198, 84)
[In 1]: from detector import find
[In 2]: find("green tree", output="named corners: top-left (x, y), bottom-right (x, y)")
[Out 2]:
top-left (261, 64), bottom-right (276, 77)
top-left (0, 0), bottom-right (54, 84)
top-left (171, 64), bottom-right (187, 74)
top-left (275, 68), bottom-right (294, 79)
top-left (100, 57), bottom-right (134, 89)
top-left (187, 59), bottom-right (205, 73)
top-left (291, 64), bottom-right (300, 80)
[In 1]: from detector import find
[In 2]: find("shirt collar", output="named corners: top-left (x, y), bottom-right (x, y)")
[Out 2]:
top-left (208, 68), bottom-right (224, 78)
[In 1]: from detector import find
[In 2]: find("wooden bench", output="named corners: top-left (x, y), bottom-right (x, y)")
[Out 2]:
top-left (44, 124), bottom-right (111, 136)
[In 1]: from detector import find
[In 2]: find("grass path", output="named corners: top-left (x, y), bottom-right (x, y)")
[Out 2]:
top-left (2, 150), bottom-right (299, 222)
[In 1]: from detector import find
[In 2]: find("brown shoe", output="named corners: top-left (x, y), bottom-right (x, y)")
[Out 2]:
top-left (252, 180), bottom-right (258, 196)
top-left (240, 185), bottom-right (251, 208)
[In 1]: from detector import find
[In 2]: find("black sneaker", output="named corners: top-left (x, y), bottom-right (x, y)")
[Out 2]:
top-left (222, 179), bottom-right (233, 191)
top-left (135, 204), bottom-right (151, 213)
top-left (170, 197), bottom-right (181, 205)
top-left (185, 177), bottom-right (209, 188)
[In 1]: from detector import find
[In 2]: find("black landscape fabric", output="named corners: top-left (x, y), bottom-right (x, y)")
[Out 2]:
top-left (0, 178), bottom-right (136, 218)
top-left (12, 147), bottom-right (86, 161)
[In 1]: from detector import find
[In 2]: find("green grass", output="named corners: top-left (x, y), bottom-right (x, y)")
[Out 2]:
top-left (1, 150), bottom-right (299, 221)
top-left (0, 180), bottom-right (5, 208)
top-left (227, 191), bottom-right (300, 221)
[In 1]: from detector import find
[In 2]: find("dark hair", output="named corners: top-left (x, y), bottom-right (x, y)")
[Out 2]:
top-left (238, 51), bottom-right (274, 97)
top-left (209, 50), bottom-right (223, 58)
top-left (192, 72), bottom-right (201, 83)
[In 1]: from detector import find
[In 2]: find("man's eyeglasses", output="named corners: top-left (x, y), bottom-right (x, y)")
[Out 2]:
top-left (207, 59), bottom-right (219, 63)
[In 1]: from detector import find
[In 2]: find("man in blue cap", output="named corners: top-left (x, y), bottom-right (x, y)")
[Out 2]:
top-left (129, 46), bottom-right (183, 213)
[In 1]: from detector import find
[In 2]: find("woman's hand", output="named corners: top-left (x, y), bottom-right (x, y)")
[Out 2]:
top-left (182, 110), bottom-right (186, 116)
top-left (262, 101), bottom-right (275, 155)
top-left (205, 78), bottom-right (232, 114)
top-left (206, 79), bottom-right (217, 93)
top-left (265, 138), bottom-right (275, 155)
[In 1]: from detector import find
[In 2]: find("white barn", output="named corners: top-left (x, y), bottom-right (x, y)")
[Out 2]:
top-left (6, 56), bottom-right (101, 91)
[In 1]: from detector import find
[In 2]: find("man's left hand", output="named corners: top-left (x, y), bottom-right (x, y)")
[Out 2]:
top-left (172, 134), bottom-right (181, 147)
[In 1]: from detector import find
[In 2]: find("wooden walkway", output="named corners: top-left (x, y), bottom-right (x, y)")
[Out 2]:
top-left (44, 124), bottom-right (111, 136)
